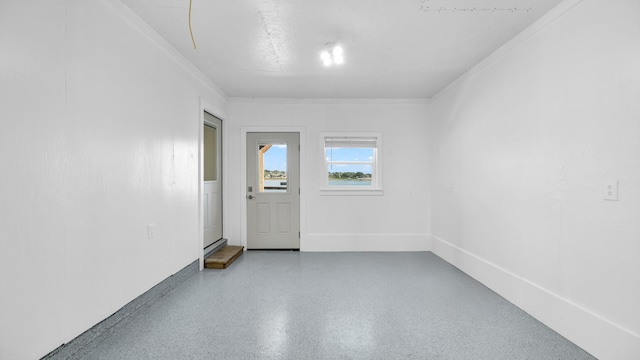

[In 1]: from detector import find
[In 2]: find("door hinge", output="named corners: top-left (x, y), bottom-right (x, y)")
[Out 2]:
top-left (298, 144), bottom-right (300, 151)
top-left (298, 231), bottom-right (300, 239)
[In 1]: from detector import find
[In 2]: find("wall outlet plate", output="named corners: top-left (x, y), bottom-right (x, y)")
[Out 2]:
top-left (148, 223), bottom-right (156, 239)
top-left (603, 179), bottom-right (618, 201)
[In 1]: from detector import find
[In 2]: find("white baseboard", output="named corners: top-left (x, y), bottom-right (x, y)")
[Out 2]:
top-left (430, 235), bottom-right (640, 360)
top-left (302, 233), bottom-right (431, 252)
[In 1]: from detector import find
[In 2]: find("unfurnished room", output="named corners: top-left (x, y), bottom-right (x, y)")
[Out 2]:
top-left (1, 0), bottom-right (639, 359)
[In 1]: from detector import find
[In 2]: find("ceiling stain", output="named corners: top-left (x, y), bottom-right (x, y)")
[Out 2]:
top-left (258, 10), bottom-right (283, 72)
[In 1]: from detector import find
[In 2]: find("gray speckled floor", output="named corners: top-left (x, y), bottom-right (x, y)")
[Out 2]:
top-left (69, 252), bottom-right (595, 360)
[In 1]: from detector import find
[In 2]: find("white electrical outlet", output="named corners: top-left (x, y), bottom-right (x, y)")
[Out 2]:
top-left (148, 223), bottom-right (156, 239)
top-left (603, 179), bottom-right (618, 201)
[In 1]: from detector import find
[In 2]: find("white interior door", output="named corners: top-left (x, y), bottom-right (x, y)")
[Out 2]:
top-left (203, 113), bottom-right (222, 248)
top-left (247, 132), bottom-right (300, 249)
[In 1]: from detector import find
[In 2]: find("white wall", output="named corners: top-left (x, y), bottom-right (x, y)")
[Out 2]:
top-left (228, 100), bottom-right (431, 251)
top-left (0, 1), bottom-right (226, 359)
top-left (430, 0), bottom-right (640, 359)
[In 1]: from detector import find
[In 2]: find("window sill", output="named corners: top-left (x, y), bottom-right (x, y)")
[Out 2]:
top-left (319, 188), bottom-right (384, 196)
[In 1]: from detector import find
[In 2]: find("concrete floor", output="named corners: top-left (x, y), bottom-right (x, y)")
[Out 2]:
top-left (69, 251), bottom-right (595, 359)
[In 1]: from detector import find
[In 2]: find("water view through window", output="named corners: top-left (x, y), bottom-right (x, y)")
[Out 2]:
top-left (326, 147), bottom-right (374, 186)
top-left (260, 143), bottom-right (287, 192)
top-left (259, 138), bottom-right (378, 192)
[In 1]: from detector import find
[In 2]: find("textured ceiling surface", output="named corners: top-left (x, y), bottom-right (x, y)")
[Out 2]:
top-left (121, 0), bottom-right (564, 98)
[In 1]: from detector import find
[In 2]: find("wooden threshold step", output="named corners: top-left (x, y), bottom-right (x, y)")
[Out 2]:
top-left (204, 245), bottom-right (244, 269)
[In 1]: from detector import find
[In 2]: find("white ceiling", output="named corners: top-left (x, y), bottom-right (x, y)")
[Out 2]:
top-left (121, 0), bottom-right (564, 99)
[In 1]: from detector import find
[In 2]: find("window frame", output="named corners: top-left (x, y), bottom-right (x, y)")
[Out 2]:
top-left (319, 132), bottom-right (383, 196)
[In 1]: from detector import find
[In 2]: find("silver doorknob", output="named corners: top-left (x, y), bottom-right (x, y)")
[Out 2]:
top-left (247, 195), bottom-right (254, 200)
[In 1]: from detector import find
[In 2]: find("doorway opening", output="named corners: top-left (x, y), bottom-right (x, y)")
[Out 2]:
top-left (203, 112), bottom-right (223, 255)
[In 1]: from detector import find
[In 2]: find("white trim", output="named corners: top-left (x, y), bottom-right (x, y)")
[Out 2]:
top-left (228, 97), bottom-right (432, 105)
top-left (430, 234), bottom-right (640, 360)
top-left (303, 233), bottom-right (431, 252)
top-left (432, 0), bottom-right (585, 101)
top-left (198, 98), bottom-right (227, 271)
top-left (240, 126), bottom-right (306, 250)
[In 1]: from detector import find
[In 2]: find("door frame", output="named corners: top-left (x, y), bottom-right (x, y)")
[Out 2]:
top-left (198, 98), bottom-right (228, 271)
top-left (203, 114), bottom-right (223, 249)
top-left (240, 126), bottom-right (306, 250)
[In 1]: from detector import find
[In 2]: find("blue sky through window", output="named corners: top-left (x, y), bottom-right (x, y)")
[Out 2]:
top-left (263, 144), bottom-right (287, 171)
top-left (326, 147), bottom-right (373, 161)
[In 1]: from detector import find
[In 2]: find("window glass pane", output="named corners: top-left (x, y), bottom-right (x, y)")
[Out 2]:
top-left (325, 147), bottom-right (374, 162)
top-left (259, 143), bottom-right (287, 193)
top-left (203, 125), bottom-right (217, 181)
top-left (327, 164), bottom-right (373, 186)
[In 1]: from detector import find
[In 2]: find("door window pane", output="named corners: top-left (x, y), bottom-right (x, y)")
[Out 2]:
top-left (203, 125), bottom-right (217, 181)
top-left (258, 143), bottom-right (287, 193)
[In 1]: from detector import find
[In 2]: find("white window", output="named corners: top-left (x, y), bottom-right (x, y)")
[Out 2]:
top-left (320, 132), bottom-right (383, 195)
